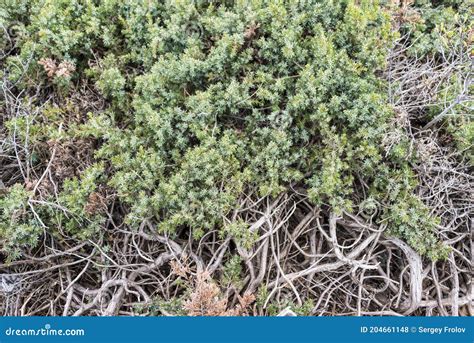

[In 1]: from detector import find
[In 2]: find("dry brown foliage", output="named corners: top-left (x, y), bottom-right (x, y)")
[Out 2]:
top-left (84, 190), bottom-right (108, 215)
top-left (170, 261), bottom-right (255, 317)
top-left (38, 58), bottom-right (75, 78)
top-left (183, 271), bottom-right (229, 316)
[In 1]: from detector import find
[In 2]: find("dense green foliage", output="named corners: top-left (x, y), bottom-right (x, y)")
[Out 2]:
top-left (2, 0), bottom-right (468, 263)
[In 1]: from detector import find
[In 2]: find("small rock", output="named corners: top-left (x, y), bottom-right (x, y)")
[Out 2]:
top-left (277, 307), bottom-right (297, 317)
